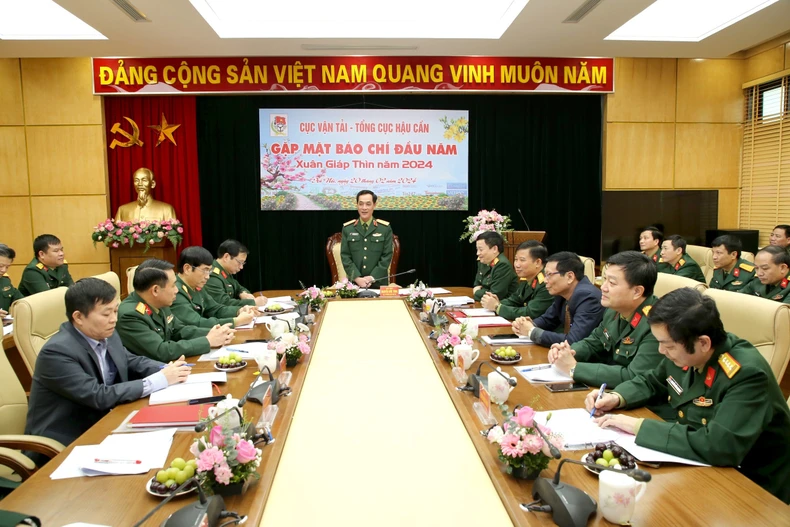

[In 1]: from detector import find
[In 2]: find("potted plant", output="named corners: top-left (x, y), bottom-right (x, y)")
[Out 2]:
top-left (334, 278), bottom-right (360, 298)
top-left (435, 322), bottom-right (477, 361)
top-left (268, 332), bottom-right (311, 368)
top-left (189, 418), bottom-right (262, 496)
top-left (459, 209), bottom-right (512, 243)
top-left (486, 406), bottom-right (563, 480)
top-left (92, 218), bottom-right (184, 252)
top-left (297, 285), bottom-right (325, 311)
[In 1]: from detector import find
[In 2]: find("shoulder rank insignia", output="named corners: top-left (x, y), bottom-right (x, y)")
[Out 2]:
top-left (2, 273), bottom-right (8, 277)
top-left (182, 285), bottom-right (189, 293)
top-left (212, 267), bottom-right (221, 275)
top-left (657, 257), bottom-right (664, 263)
top-left (537, 272), bottom-right (545, 284)
top-left (622, 336), bottom-right (634, 345)
top-left (63, 260), bottom-right (68, 264)
top-left (781, 277), bottom-right (789, 289)
top-left (376, 219), bottom-right (390, 226)
top-left (739, 262), bottom-right (755, 273)
top-left (35, 262), bottom-right (44, 270)
top-left (675, 259), bottom-right (685, 271)
top-left (630, 312), bottom-right (642, 328)
top-left (704, 366), bottom-right (716, 388)
top-left (693, 396), bottom-right (713, 407)
top-left (166, 314), bottom-right (174, 324)
top-left (135, 302), bottom-right (148, 315)
top-left (718, 352), bottom-right (741, 379)
top-left (490, 257), bottom-right (499, 267)
top-left (732, 268), bottom-right (740, 278)
top-left (642, 305), bottom-right (652, 316)
top-left (343, 219), bottom-right (356, 226)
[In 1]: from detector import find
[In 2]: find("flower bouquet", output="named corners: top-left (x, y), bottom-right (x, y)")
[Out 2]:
top-left (486, 406), bottom-right (563, 480)
top-left (406, 281), bottom-right (434, 309)
top-left (334, 278), bottom-right (360, 298)
top-left (436, 321), bottom-right (477, 361)
top-left (296, 285), bottom-right (325, 310)
top-left (459, 209), bottom-right (512, 243)
top-left (92, 218), bottom-right (184, 252)
top-left (268, 332), bottom-right (311, 368)
top-left (189, 420), bottom-right (262, 496)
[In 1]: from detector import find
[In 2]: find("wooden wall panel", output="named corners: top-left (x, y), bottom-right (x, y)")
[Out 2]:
top-left (676, 59), bottom-right (743, 123)
top-left (5, 265), bottom-right (24, 286)
top-left (0, 59), bottom-right (24, 126)
top-left (674, 124), bottom-right (741, 189)
top-left (717, 189), bottom-right (740, 229)
top-left (744, 46), bottom-right (785, 82)
top-left (20, 58), bottom-right (102, 126)
top-left (26, 125), bottom-right (106, 195)
top-left (604, 123), bottom-right (675, 189)
top-left (67, 263), bottom-right (112, 281)
top-left (30, 196), bottom-right (109, 264)
top-left (0, 197), bottom-right (34, 262)
top-left (606, 58), bottom-right (677, 123)
top-left (0, 127), bottom-right (29, 195)
top-left (785, 43), bottom-right (790, 69)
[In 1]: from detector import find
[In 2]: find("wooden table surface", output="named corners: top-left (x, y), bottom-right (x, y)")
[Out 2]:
top-left (2, 288), bottom-right (788, 526)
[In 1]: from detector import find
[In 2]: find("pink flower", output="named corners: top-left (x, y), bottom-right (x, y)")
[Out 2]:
top-left (235, 439), bottom-right (258, 463)
top-left (487, 426), bottom-right (504, 444)
top-left (149, 239), bottom-right (155, 244)
top-left (121, 237), bottom-right (128, 244)
top-left (500, 433), bottom-right (522, 457)
top-left (297, 342), bottom-right (310, 355)
top-left (115, 229), bottom-right (122, 235)
top-left (209, 425), bottom-right (225, 447)
top-left (111, 242), bottom-right (120, 248)
top-left (133, 233), bottom-right (139, 239)
top-left (521, 434), bottom-right (543, 455)
top-left (213, 461), bottom-right (232, 485)
top-left (448, 324), bottom-right (462, 337)
top-left (437, 334), bottom-right (448, 347)
top-left (135, 226), bottom-right (142, 233)
top-left (99, 226), bottom-right (105, 231)
top-left (177, 227), bottom-right (184, 233)
top-left (157, 231), bottom-right (164, 238)
top-left (189, 440), bottom-right (201, 458)
top-left (449, 335), bottom-right (461, 346)
top-left (514, 406), bottom-right (535, 428)
top-left (267, 342), bottom-right (277, 350)
top-left (465, 336), bottom-right (473, 345)
top-left (197, 447), bottom-right (225, 472)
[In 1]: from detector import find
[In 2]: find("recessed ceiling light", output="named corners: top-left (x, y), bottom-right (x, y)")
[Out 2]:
top-left (190, 0), bottom-right (529, 39)
top-left (0, 0), bottom-right (106, 40)
top-left (605, 0), bottom-right (779, 42)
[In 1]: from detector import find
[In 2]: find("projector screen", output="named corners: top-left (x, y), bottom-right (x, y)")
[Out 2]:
top-left (259, 108), bottom-right (469, 211)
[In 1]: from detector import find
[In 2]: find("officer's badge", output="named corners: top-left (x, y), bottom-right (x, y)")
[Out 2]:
top-left (372, 233), bottom-right (382, 237)
top-left (490, 257), bottom-right (499, 268)
top-left (693, 396), bottom-right (713, 407)
top-left (622, 337), bottom-right (634, 345)
top-left (221, 271), bottom-right (227, 279)
top-left (166, 314), bottom-right (174, 324)
top-left (630, 312), bottom-right (641, 328)
top-left (531, 278), bottom-right (537, 288)
top-left (350, 232), bottom-right (360, 236)
top-left (704, 366), bottom-right (716, 388)
top-left (2, 286), bottom-right (10, 291)
top-left (718, 353), bottom-right (741, 378)
top-left (732, 268), bottom-right (740, 278)
top-left (732, 281), bottom-right (742, 286)
top-left (782, 277), bottom-right (789, 289)
top-left (666, 376), bottom-right (683, 395)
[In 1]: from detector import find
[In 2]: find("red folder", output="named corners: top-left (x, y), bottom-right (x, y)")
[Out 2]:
top-left (128, 404), bottom-right (211, 428)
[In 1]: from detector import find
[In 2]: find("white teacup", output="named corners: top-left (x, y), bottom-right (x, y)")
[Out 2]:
top-left (265, 319), bottom-right (289, 339)
top-left (453, 344), bottom-right (479, 370)
top-left (253, 349), bottom-right (278, 373)
top-left (598, 470), bottom-right (647, 524)
top-left (208, 395), bottom-right (242, 429)
top-left (488, 369), bottom-right (515, 404)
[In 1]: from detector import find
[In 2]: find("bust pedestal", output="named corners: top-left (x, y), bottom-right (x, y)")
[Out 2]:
top-left (110, 241), bottom-right (177, 298)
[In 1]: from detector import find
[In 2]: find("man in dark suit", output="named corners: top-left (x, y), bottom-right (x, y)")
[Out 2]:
top-left (24, 278), bottom-right (190, 447)
top-left (512, 251), bottom-right (605, 346)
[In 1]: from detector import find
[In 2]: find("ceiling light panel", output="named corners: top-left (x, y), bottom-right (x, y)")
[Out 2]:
top-left (190, 0), bottom-right (529, 39)
top-left (0, 0), bottom-right (106, 40)
top-left (605, 0), bottom-right (779, 42)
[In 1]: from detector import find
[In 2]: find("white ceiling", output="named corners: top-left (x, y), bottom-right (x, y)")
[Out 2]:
top-left (1, 0), bottom-right (789, 58)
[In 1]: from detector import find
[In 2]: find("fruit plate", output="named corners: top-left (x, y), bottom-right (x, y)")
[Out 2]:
top-left (146, 478), bottom-right (196, 498)
top-left (214, 361), bottom-right (247, 373)
top-left (489, 354), bottom-right (521, 365)
top-left (263, 306), bottom-right (294, 314)
top-left (581, 453), bottom-right (638, 475)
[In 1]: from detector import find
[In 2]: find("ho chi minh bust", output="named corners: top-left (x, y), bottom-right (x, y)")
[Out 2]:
top-left (114, 168), bottom-right (177, 222)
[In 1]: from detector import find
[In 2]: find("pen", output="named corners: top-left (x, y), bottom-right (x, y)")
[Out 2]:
top-left (224, 348), bottom-right (251, 354)
top-left (160, 363), bottom-right (194, 369)
top-left (590, 382), bottom-right (607, 418)
top-left (520, 364), bottom-right (552, 372)
top-left (94, 458), bottom-right (142, 464)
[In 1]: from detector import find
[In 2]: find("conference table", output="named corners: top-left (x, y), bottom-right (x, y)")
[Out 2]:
top-left (3, 288), bottom-right (788, 526)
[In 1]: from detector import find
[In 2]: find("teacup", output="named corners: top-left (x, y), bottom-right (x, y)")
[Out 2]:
top-left (252, 349), bottom-right (278, 373)
top-left (265, 319), bottom-right (289, 339)
top-left (453, 344), bottom-right (479, 370)
top-left (598, 470), bottom-right (647, 524)
top-left (208, 396), bottom-right (242, 429)
top-left (488, 369), bottom-right (515, 404)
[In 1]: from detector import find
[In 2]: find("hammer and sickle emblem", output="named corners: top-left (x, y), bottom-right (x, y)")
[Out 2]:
top-left (109, 117), bottom-right (144, 149)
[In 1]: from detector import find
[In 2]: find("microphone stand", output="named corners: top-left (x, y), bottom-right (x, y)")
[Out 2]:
top-left (133, 476), bottom-right (229, 527)
top-left (457, 361), bottom-right (517, 398)
top-left (357, 269), bottom-right (416, 297)
top-left (194, 405), bottom-right (252, 438)
top-left (239, 365), bottom-right (284, 405)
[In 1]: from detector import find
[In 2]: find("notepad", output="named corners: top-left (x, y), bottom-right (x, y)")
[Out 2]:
top-left (441, 296), bottom-right (476, 307)
top-left (615, 435), bottom-right (710, 466)
top-left (128, 404), bottom-right (211, 428)
top-left (515, 364), bottom-right (574, 384)
top-left (482, 335), bottom-right (533, 345)
top-left (148, 381), bottom-right (212, 405)
top-left (460, 308), bottom-right (496, 317)
top-left (452, 315), bottom-right (511, 327)
top-left (534, 408), bottom-right (629, 450)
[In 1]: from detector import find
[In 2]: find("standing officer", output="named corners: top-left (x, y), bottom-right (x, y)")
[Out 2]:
top-left (340, 190), bottom-right (393, 288)
top-left (0, 244), bottom-right (24, 316)
top-left (741, 246), bottom-right (790, 303)
top-left (710, 235), bottom-right (756, 292)
top-left (19, 234), bottom-right (74, 296)
top-left (657, 235), bottom-right (706, 283)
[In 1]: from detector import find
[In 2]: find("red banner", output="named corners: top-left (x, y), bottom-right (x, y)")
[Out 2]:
top-left (92, 56), bottom-right (614, 95)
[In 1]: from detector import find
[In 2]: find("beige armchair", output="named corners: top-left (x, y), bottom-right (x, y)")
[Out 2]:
top-left (704, 288), bottom-right (790, 381)
top-left (0, 341), bottom-right (64, 481)
top-left (11, 287), bottom-right (68, 376)
top-left (741, 251), bottom-right (755, 263)
top-left (93, 271), bottom-right (121, 299)
top-left (126, 265), bottom-right (138, 296)
top-left (578, 255), bottom-right (596, 283)
top-left (685, 244), bottom-right (714, 284)
top-left (325, 233), bottom-right (400, 283)
top-left (654, 273), bottom-right (708, 298)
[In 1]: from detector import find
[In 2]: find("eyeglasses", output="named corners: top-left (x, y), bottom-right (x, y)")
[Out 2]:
top-left (233, 257), bottom-right (247, 267)
top-left (544, 271), bottom-right (563, 279)
top-left (193, 266), bottom-right (212, 275)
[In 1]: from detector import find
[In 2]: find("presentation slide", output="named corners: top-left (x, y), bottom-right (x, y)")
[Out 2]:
top-left (259, 108), bottom-right (469, 211)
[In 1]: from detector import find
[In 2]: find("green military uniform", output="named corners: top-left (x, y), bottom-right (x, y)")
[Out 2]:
top-left (0, 274), bottom-right (24, 312)
top-left (473, 255), bottom-right (518, 302)
top-left (171, 275), bottom-right (240, 328)
top-left (644, 251), bottom-right (669, 272)
top-left (18, 258), bottom-right (74, 296)
top-left (709, 259), bottom-right (757, 292)
top-left (203, 260), bottom-right (255, 307)
top-left (616, 333), bottom-right (790, 504)
top-left (117, 291), bottom-right (211, 361)
top-left (495, 272), bottom-right (553, 320)
top-left (657, 254), bottom-right (706, 283)
top-left (571, 296), bottom-right (664, 389)
top-left (740, 273), bottom-right (790, 304)
top-left (340, 217), bottom-right (393, 284)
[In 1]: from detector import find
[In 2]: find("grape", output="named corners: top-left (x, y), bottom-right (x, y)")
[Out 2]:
top-left (164, 478), bottom-right (176, 488)
top-left (595, 443), bottom-right (607, 451)
top-left (619, 454), bottom-right (629, 465)
top-left (171, 458), bottom-right (186, 470)
top-left (611, 446), bottom-right (624, 457)
top-left (592, 451), bottom-right (602, 460)
top-left (155, 470), bottom-right (168, 484)
top-left (595, 458), bottom-right (608, 467)
top-left (166, 467), bottom-right (179, 479)
top-left (175, 470), bottom-right (188, 485)
top-left (602, 449), bottom-right (614, 462)
top-left (169, 483), bottom-right (178, 491)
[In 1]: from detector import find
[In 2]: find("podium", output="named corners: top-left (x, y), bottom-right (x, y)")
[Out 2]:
top-left (110, 241), bottom-right (177, 298)
top-left (503, 231), bottom-right (546, 264)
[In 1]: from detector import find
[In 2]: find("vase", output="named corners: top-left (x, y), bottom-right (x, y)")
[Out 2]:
top-left (213, 477), bottom-right (255, 497)
top-left (286, 353), bottom-right (301, 368)
top-left (510, 466), bottom-right (542, 480)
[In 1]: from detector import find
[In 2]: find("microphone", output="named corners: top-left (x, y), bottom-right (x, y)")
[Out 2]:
top-left (194, 405), bottom-right (245, 434)
top-left (357, 269), bottom-right (417, 298)
top-left (458, 361), bottom-right (517, 398)
top-left (239, 365), bottom-right (282, 405)
top-left (517, 208), bottom-right (531, 231)
top-left (530, 458), bottom-right (651, 527)
top-left (517, 406), bottom-right (560, 459)
top-left (272, 314), bottom-right (293, 331)
top-left (132, 476), bottom-right (226, 527)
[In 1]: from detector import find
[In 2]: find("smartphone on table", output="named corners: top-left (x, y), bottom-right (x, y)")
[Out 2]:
top-left (544, 382), bottom-right (588, 393)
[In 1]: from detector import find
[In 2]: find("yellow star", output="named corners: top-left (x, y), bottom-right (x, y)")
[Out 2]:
top-left (148, 113), bottom-right (181, 146)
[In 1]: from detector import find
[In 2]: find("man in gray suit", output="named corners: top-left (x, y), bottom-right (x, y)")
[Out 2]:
top-left (24, 278), bottom-right (190, 447)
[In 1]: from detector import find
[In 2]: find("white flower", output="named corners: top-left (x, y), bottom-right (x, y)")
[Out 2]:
top-left (448, 323), bottom-right (462, 337)
top-left (279, 332), bottom-right (298, 346)
top-left (464, 321), bottom-right (479, 338)
top-left (487, 426), bottom-right (505, 444)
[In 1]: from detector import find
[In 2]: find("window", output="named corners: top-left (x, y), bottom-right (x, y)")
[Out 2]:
top-left (739, 74), bottom-right (790, 246)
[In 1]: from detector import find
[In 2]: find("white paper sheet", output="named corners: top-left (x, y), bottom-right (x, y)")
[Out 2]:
top-left (515, 364), bottom-right (574, 384)
top-left (184, 372), bottom-right (227, 384)
top-left (51, 445), bottom-right (98, 479)
top-left (615, 435), bottom-right (710, 466)
top-left (234, 321), bottom-right (254, 330)
top-left (440, 296), bottom-right (476, 307)
top-left (398, 287), bottom-right (452, 296)
top-left (148, 381), bottom-right (212, 405)
top-left (460, 308), bottom-right (496, 317)
top-left (2, 323), bottom-right (12, 336)
top-left (80, 429), bottom-right (176, 476)
top-left (535, 408), bottom-right (629, 450)
top-left (198, 342), bottom-right (270, 361)
top-left (452, 315), bottom-right (511, 327)
top-left (482, 335), bottom-right (532, 345)
top-left (254, 311), bottom-right (300, 325)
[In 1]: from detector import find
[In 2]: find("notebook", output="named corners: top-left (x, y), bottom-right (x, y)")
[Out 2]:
top-left (127, 404), bottom-right (212, 428)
